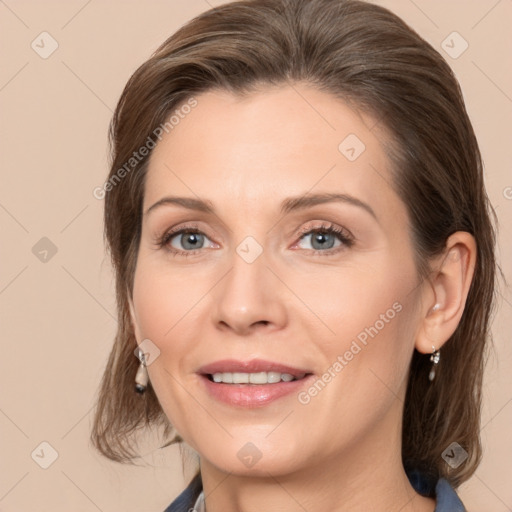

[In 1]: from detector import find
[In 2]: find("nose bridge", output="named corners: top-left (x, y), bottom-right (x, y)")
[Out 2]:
top-left (212, 239), bottom-right (287, 333)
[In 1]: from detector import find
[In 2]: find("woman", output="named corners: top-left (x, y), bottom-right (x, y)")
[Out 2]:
top-left (91, 0), bottom-right (499, 510)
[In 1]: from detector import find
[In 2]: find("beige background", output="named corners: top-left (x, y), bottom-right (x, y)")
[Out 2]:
top-left (0, 0), bottom-right (510, 510)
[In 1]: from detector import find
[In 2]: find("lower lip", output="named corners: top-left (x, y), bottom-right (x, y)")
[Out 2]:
top-left (199, 374), bottom-right (314, 407)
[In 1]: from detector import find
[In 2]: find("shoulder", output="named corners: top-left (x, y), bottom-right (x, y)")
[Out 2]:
top-left (406, 467), bottom-right (466, 511)
top-left (434, 477), bottom-right (466, 511)
top-left (163, 472), bottom-right (202, 512)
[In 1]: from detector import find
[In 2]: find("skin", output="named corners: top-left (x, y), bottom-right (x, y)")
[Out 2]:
top-left (128, 83), bottom-right (476, 512)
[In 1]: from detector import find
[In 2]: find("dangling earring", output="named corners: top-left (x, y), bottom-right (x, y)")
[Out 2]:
top-left (428, 345), bottom-right (440, 381)
top-left (135, 347), bottom-right (149, 394)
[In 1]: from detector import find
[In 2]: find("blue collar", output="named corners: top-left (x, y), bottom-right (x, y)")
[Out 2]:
top-left (163, 469), bottom-right (466, 511)
top-left (406, 467), bottom-right (466, 511)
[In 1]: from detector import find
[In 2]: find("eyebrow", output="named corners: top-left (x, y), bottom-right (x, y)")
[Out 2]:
top-left (144, 192), bottom-right (378, 221)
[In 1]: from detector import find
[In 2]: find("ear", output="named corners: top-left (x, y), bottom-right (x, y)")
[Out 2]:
top-left (127, 289), bottom-right (142, 342)
top-left (415, 231), bottom-right (477, 355)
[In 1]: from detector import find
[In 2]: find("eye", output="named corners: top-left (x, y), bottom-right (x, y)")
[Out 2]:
top-left (295, 222), bottom-right (354, 254)
top-left (155, 221), bottom-right (354, 258)
top-left (171, 230), bottom-right (208, 251)
top-left (156, 224), bottom-right (216, 257)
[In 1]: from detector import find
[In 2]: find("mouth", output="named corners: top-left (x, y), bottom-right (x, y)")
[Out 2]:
top-left (204, 371), bottom-right (309, 384)
top-left (197, 359), bottom-right (314, 407)
top-left (197, 358), bottom-right (312, 382)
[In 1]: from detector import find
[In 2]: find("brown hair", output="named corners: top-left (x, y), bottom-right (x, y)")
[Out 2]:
top-left (91, 0), bottom-right (500, 489)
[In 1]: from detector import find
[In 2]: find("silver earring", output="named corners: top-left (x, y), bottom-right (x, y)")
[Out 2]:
top-left (432, 303), bottom-right (440, 312)
top-left (135, 347), bottom-right (149, 394)
top-left (428, 345), bottom-right (440, 381)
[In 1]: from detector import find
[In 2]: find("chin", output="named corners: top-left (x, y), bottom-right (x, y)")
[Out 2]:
top-left (195, 437), bottom-right (305, 477)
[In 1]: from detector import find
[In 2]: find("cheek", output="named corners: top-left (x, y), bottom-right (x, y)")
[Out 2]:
top-left (305, 256), bottom-right (418, 390)
top-left (132, 260), bottom-right (204, 341)
top-left (302, 260), bottom-right (411, 340)
top-left (131, 264), bottom-right (205, 432)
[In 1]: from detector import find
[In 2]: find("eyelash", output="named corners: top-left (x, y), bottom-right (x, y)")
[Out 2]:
top-left (155, 222), bottom-right (355, 258)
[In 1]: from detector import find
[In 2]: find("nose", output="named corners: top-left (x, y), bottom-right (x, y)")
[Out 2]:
top-left (211, 249), bottom-right (288, 336)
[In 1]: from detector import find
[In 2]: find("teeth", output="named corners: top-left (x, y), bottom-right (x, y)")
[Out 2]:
top-left (211, 371), bottom-right (305, 384)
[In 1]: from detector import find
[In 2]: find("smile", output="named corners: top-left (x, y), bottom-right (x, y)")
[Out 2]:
top-left (209, 371), bottom-right (307, 384)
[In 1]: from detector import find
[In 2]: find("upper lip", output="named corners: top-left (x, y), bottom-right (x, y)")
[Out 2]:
top-left (197, 359), bottom-right (312, 379)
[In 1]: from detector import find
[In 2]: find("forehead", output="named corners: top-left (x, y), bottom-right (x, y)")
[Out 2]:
top-left (144, 84), bottom-right (406, 226)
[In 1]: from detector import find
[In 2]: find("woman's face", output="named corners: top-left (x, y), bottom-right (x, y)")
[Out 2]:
top-left (129, 83), bottom-right (427, 476)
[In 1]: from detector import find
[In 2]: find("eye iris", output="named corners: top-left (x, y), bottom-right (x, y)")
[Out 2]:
top-left (311, 231), bottom-right (335, 250)
top-left (181, 232), bottom-right (203, 250)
